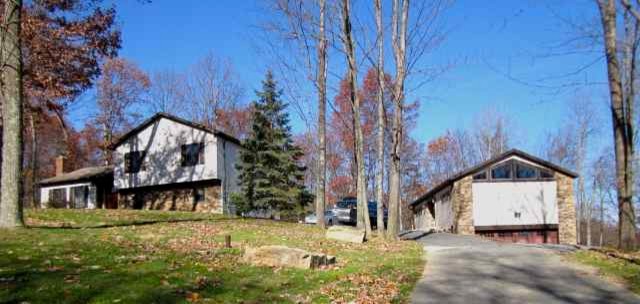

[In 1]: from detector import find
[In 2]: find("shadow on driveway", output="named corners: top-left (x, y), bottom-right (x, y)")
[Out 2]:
top-left (411, 233), bottom-right (639, 304)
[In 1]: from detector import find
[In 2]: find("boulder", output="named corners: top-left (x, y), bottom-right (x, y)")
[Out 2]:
top-left (243, 245), bottom-right (336, 269)
top-left (326, 226), bottom-right (365, 243)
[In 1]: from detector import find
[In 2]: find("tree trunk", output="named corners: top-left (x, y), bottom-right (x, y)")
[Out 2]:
top-left (29, 110), bottom-right (38, 208)
top-left (374, 0), bottom-right (386, 233)
top-left (600, 195), bottom-right (605, 247)
top-left (587, 186), bottom-right (594, 247)
top-left (341, 0), bottom-right (371, 238)
top-left (576, 150), bottom-right (585, 245)
top-left (597, 0), bottom-right (637, 251)
top-left (315, 0), bottom-right (327, 229)
top-left (387, 0), bottom-right (408, 240)
top-left (0, 0), bottom-right (25, 228)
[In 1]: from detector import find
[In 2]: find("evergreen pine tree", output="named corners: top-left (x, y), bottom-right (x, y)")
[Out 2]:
top-left (234, 71), bottom-right (310, 215)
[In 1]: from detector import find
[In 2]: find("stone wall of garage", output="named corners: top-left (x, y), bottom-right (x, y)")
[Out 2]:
top-left (452, 175), bottom-right (474, 235)
top-left (555, 172), bottom-right (577, 245)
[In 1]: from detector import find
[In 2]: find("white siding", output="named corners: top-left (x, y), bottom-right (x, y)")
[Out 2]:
top-left (472, 181), bottom-right (558, 226)
top-left (113, 117), bottom-right (218, 189)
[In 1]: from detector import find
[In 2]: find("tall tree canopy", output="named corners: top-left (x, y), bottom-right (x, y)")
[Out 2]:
top-left (234, 71), bottom-right (310, 215)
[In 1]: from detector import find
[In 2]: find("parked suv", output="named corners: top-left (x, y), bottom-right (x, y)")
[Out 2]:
top-left (333, 197), bottom-right (388, 227)
top-left (333, 197), bottom-right (357, 224)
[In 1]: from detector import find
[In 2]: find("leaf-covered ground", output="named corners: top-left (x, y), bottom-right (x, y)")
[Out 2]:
top-left (1, 209), bottom-right (424, 303)
top-left (570, 250), bottom-right (640, 295)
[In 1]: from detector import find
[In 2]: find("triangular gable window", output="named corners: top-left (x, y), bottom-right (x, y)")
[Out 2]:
top-left (491, 162), bottom-right (512, 180)
top-left (515, 162), bottom-right (537, 179)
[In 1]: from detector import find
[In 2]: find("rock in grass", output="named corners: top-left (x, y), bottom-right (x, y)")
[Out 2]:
top-left (243, 245), bottom-right (335, 269)
top-left (326, 226), bottom-right (365, 243)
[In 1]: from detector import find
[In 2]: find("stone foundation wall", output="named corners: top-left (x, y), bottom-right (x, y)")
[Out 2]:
top-left (118, 183), bottom-right (222, 213)
top-left (452, 175), bottom-right (474, 235)
top-left (556, 173), bottom-right (577, 245)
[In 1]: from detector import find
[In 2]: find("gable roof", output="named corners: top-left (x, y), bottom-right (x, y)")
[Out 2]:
top-left (109, 112), bottom-right (242, 149)
top-left (39, 166), bottom-right (113, 186)
top-left (410, 149), bottom-right (578, 207)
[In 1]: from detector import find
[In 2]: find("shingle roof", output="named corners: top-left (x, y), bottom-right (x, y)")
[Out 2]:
top-left (109, 112), bottom-right (242, 149)
top-left (410, 149), bottom-right (578, 207)
top-left (39, 166), bottom-right (113, 186)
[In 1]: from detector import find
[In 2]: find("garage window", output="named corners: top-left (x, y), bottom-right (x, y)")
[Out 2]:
top-left (516, 163), bottom-right (537, 179)
top-left (491, 163), bottom-right (512, 180)
top-left (473, 171), bottom-right (487, 181)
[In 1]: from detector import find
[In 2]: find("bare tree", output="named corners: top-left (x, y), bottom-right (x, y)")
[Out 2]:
top-left (95, 58), bottom-right (151, 164)
top-left (386, 0), bottom-right (408, 239)
top-left (341, 0), bottom-right (372, 237)
top-left (0, 0), bottom-right (24, 228)
top-left (387, 0), bottom-right (450, 239)
top-left (374, 0), bottom-right (386, 233)
top-left (571, 97), bottom-right (599, 246)
top-left (183, 53), bottom-right (244, 130)
top-left (149, 69), bottom-right (187, 114)
top-left (315, 0), bottom-right (328, 229)
top-left (472, 108), bottom-right (511, 162)
top-left (592, 148), bottom-right (616, 247)
top-left (261, 0), bottom-right (334, 228)
top-left (597, 0), bottom-right (638, 250)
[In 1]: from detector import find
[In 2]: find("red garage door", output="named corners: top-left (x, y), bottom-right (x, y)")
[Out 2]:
top-left (476, 229), bottom-right (559, 244)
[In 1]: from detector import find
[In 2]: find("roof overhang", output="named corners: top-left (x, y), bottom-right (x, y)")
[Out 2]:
top-left (108, 112), bottom-right (242, 150)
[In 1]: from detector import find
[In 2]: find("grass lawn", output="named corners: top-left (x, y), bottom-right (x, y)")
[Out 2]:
top-left (570, 250), bottom-right (640, 295)
top-left (1, 209), bottom-right (424, 303)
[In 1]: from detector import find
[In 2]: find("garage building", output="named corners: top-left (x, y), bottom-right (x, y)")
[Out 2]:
top-left (411, 149), bottom-right (577, 244)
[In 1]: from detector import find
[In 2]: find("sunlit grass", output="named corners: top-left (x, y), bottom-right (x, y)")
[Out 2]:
top-left (571, 250), bottom-right (640, 295)
top-left (0, 209), bottom-right (424, 303)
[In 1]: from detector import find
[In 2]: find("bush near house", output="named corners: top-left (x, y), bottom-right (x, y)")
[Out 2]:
top-left (1, 209), bottom-right (424, 303)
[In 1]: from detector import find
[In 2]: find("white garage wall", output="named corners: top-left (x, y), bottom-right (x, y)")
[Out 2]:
top-left (472, 181), bottom-right (558, 226)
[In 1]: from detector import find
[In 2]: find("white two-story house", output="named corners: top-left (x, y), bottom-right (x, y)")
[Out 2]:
top-left (111, 113), bottom-right (241, 214)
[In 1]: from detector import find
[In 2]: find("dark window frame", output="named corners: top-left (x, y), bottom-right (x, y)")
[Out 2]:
top-left (125, 151), bottom-right (146, 173)
top-left (539, 169), bottom-right (554, 180)
top-left (181, 142), bottom-right (205, 167)
top-left (473, 171), bottom-right (488, 181)
top-left (515, 162), bottom-right (538, 180)
top-left (472, 160), bottom-right (557, 183)
top-left (491, 161), bottom-right (513, 180)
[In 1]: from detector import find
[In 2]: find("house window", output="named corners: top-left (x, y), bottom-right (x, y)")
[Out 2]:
top-left (125, 151), bottom-right (146, 173)
top-left (181, 143), bottom-right (204, 167)
top-left (515, 163), bottom-right (537, 179)
top-left (473, 171), bottom-right (487, 181)
top-left (491, 162), bottom-right (512, 180)
top-left (194, 188), bottom-right (205, 203)
top-left (514, 212), bottom-right (522, 219)
top-left (71, 186), bottom-right (88, 209)
top-left (540, 169), bottom-right (554, 179)
top-left (48, 188), bottom-right (67, 208)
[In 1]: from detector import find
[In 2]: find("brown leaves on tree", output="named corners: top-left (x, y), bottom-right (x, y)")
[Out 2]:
top-left (15, 0), bottom-right (121, 108)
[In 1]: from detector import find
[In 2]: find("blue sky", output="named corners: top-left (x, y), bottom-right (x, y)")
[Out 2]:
top-left (73, 0), bottom-right (612, 153)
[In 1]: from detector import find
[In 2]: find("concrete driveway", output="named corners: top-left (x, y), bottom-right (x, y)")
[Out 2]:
top-left (411, 233), bottom-right (640, 304)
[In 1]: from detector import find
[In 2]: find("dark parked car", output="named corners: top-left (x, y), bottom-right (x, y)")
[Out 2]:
top-left (333, 197), bottom-right (387, 227)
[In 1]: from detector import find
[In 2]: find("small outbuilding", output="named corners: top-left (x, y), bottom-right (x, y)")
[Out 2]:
top-left (39, 157), bottom-right (115, 209)
top-left (411, 149), bottom-right (578, 245)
